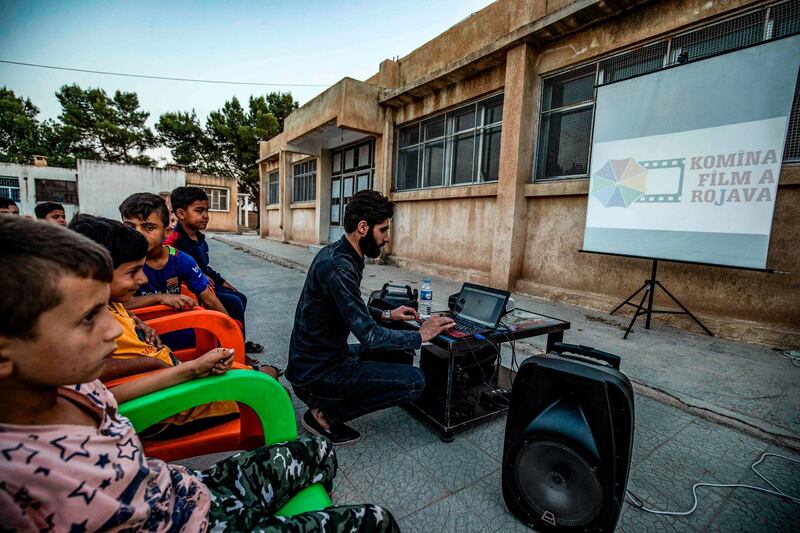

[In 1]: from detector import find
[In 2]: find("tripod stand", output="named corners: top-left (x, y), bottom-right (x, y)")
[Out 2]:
top-left (611, 259), bottom-right (713, 339)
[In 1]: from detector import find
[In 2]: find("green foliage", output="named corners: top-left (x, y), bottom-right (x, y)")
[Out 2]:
top-left (56, 84), bottom-right (156, 165)
top-left (158, 91), bottom-right (298, 205)
top-left (0, 87), bottom-right (45, 164)
top-left (156, 110), bottom-right (219, 171)
top-left (0, 85), bottom-right (157, 168)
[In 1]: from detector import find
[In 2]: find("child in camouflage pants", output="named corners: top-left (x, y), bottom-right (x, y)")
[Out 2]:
top-left (199, 435), bottom-right (398, 532)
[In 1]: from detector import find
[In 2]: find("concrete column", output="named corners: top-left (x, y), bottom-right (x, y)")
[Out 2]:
top-left (377, 107), bottom-right (397, 256)
top-left (490, 43), bottom-right (538, 290)
top-left (316, 150), bottom-right (332, 244)
top-left (278, 150), bottom-right (293, 242)
top-left (375, 108), bottom-right (395, 195)
top-left (258, 162), bottom-right (267, 237)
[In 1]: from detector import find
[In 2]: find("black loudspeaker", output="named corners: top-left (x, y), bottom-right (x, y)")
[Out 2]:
top-left (502, 343), bottom-right (634, 531)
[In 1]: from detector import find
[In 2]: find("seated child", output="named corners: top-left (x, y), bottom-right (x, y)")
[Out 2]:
top-left (0, 196), bottom-right (20, 215)
top-left (34, 201), bottom-right (67, 226)
top-left (168, 186), bottom-right (264, 355)
top-left (0, 215), bottom-right (399, 531)
top-left (69, 214), bottom-right (241, 431)
top-left (119, 192), bottom-right (228, 314)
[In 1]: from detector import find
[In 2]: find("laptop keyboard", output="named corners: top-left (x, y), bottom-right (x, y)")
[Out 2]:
top-left (453, 318), bottom-right (484, 334)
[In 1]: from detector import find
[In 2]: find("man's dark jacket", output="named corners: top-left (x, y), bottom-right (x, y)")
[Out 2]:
top-left (287, 236), bottom-right (421, 386)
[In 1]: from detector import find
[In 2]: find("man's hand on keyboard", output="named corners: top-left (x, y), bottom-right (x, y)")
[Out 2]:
top-left (419, 314), bottom-right (455, 342)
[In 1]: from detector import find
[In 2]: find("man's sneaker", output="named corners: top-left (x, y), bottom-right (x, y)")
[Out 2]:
top-left (302, 410), bottom-right (361, 445)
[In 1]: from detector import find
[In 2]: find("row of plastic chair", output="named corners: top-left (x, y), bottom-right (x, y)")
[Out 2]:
top-left (109, 285), bottom-right (332, 515)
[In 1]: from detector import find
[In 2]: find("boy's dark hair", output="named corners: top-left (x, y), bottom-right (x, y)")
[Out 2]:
top-left (69, 214), bottom-right (148, 268)
top-left (0, 197), bottom-right (17, 209)
top-left (119, 192), bottom-right (170, 227)
top-left (170, 186), bottom-right (208, 213)
top-left (343, 190), bottom-right (395, 233)
top-left (0, 216), bottom-right (113, 340)
top-left (34, 201), bottom-right (65, 219)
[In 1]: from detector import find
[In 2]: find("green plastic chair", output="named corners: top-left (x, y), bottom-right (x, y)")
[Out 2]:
top-left (119, 369), bottom-right (332, 517)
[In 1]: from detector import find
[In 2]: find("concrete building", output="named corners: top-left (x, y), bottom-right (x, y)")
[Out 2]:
top-left (0, 161), bottom-right (79, 220)
top-left (258, 0), bottom-right (800, 346)
top-left (77, 161), bottom-right (238, 232)
top-left (78, 160), bottom-right (186, 221)
top-left (186, 172), bottom-right (238, 232)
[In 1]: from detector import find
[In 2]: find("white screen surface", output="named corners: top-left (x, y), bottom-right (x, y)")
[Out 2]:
top-left (583, 36), bottom-right (800, 269)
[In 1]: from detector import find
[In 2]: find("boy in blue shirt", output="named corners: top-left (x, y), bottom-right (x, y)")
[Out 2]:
top-left (119, 192), bottom-right (228, 314)
top-left (168, 186), bottom-right (264, 354)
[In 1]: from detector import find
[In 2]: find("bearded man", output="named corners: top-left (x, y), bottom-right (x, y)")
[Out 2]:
top-left (287, 190), bottom-right (454, 444)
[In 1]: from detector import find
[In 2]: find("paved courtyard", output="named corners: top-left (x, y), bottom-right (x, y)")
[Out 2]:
top-left (178, 239), bottom-right (800, 532)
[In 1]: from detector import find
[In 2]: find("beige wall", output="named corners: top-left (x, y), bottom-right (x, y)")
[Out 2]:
top-left (186, 172), bottom-right (237, 232)
top-left (265, 208), bottom-right (281, 238)
top-left (390, 188), bottom-right (498, 283)
top-left (290, 206), bottom-right (317, 245)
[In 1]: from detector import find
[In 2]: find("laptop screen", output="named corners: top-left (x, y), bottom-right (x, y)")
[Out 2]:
top-left (455, 285), bottom-right (507, 328)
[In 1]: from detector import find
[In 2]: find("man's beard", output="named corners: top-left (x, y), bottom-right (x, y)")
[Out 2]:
top-left (359, 229), bottom-right (383, 258)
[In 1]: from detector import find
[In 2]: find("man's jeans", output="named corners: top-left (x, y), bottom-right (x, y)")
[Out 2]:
top-left (293, 344), bottom-right (424, 425)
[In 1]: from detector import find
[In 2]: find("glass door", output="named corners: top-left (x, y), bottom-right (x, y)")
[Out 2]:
top-left (328, 138), bottom-right (374, 242)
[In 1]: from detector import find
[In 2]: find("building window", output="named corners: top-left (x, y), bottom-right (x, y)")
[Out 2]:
top-left (0, 176), bottom-right (20, 202)
top-left (534, 0), bottom-right (800, 180)
top-left (201, 186), bottom-right (230, 211)
top-left (35, 179), bottom-right (78, 204)
top-left (267, 170), bottom-right (279, 205)
top-left (292, 159), bottom-right (317, 203)
top-left (396, 93), bottom-right (504, 191)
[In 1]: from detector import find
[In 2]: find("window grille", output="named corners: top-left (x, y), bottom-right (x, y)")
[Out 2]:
top-left (35, 179), bottom-right (78, 204)
top-left (396, 93), bottom-right (503, 191)
top-left (534, 0), bottom-right (800, 181)
top-left (267, 170), bottom-right (279, 205)
top-left (0, 176), bottom-right (20, 202)
top-left (292, 159), bottom-right (317, 203)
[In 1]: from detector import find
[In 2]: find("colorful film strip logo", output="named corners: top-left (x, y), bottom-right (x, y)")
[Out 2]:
top-left (636, 158), bottom-right (685, 203)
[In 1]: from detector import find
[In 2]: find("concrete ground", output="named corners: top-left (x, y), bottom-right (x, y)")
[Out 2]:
top-left (177, 235), bottom-right (800, 532)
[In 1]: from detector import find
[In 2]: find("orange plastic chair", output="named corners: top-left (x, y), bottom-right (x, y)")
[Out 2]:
top-left (146, 309), bottom-right (246, 363)
top-left (104, 309), bottom-right (253, 461)
top-left (131, 285), bottom-right (245, 331)
top-left (128, 284), bottom-right (201, 321)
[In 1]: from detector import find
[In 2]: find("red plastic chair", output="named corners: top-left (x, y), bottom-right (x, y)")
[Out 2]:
top-left (128, 284), bottom-right (201, 321)
top-left (131, 284), bottom-right (245, 332)
top-left (147, 309), bottom-right (245, 363)
top-left (105, 310), bottom-right (261, 461)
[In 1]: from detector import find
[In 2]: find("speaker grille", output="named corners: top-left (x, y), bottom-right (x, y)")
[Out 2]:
top-left (513, 440), bottom-right (603, 527)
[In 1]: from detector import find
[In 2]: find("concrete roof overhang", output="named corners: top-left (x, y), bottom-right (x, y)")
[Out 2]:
top-left (259, 77), bottom-right (383, 159)
top-left (380, 0), bottom-right (654, 106)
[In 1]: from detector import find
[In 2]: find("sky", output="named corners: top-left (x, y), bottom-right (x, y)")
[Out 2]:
top-left (0, 0), bottom-right (495, 128)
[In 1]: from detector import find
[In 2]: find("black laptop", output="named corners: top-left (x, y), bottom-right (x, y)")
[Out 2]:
top-left (444, 283), bottom-right (511, 338)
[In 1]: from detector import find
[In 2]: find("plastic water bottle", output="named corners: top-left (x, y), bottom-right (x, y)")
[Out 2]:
top-left (419, 277), bottom-right (432, 319)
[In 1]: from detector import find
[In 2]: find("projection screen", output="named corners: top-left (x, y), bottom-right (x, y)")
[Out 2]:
top-left (583, 35), bottom-right (800, 269)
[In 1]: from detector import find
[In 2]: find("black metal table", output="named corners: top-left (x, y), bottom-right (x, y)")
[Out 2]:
top-left (402, 308), bottom-right (570, 441)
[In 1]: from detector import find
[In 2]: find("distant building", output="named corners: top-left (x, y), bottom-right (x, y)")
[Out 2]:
top-left (76, 161), bottom-right (237, 232)
top-left (257, 0), bottom-right (800, 345)
top-left (186, 172), bottom-right (238, 232)
top-left (0, 161), bottom-right (78, 220)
